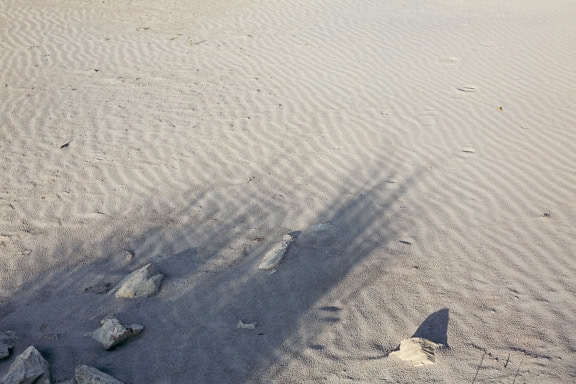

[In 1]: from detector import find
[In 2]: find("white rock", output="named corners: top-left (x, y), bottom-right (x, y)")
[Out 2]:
top-left (108, 263), bottom-right (163, 299)
top-left (91, 317), bottom-right (144, 350)
top-left (74, 365), bottom-right (124, 384)
top-left (1, 345), bottom-right (51, 384)
top-left (389, 337), bottom-right (443, 366)
top-left (258, 235), bottom-right (293, 270)
top-left (236, 320), bottom-right (257, 330)
top-left (0, 331), bottom-right (16, 360)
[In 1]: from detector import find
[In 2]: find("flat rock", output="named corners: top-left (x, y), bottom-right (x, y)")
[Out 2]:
top-left (0, 331), bottom-right (16, 360)
top-left (108, 263), bottom-right (163, 299)
top-left (75, 365), bottom-right (124, 384)
top-left (236, 320), bottom-right (257, 330)
top-left (258, 234), bottom-right (293, 270)
top-left (389, 337), bottom-right (443, 366)
top-left (91, 317), bottom-right (144, 350)
top-left (1, 345), bottom-right (51, 384)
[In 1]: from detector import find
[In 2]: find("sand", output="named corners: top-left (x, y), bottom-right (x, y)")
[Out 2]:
top-left (1, 0), bottom-right (576, 382)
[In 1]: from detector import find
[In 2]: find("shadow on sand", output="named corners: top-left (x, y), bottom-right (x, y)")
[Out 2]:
top-left (412, 308), bottom-right (450, 347)
top-left (0, 166), bottom-right (427, 382)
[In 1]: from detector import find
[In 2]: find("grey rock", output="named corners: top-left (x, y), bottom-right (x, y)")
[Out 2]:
top-left (1, 345), bottom-right (51, 384)
top-left (74, 365), bottom-right (124, 384)
top-left (258, 234), bottom-right (293, 270)
top-left (91, 317), bottom-right (144, 350)
top-left (108, 263), bottom-right (163, 299)
top-left (0, 331), bottom-right (16, 360)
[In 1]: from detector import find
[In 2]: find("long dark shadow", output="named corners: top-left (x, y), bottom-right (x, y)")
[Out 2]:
top-left (0, 166), bottom-right (423, 383)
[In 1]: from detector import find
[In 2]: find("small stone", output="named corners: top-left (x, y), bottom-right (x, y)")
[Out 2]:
top-left (108, 263), bottom-right (163, 299)
top-left (91, 317), bottom-right (144, 350)
top-left (236, 320), bottom-right (257, 330)
top-left (389, 337), bottom-right (443, 366)
top-left (0, 331), bottom-right (16, 360)
top-left (259, 235), bottom-right (293, 270)
top-left (75, 365), bottom-right (124, 384)
top-left (1, 345), bottom-right (51, 384)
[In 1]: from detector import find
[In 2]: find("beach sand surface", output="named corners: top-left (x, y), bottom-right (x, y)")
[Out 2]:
top-left (1, 0), bottom-right (576, 382)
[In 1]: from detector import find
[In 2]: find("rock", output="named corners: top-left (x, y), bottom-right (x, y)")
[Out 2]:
top-left (91, 317), bottom-right (144, 350)
top-left (108, 263), bottom-right (163, 299)
top-left (74, 365), bottom-right (124, 384)
top-left (236, 320), bottom-right (257, 330)
top-left (389, 337), bottom-right (443, 366)
top-left (258, 235), bottom-right (293, 270)
top-left (0, 331), bottom-right (16, 360)
top-left (1, 345), bottom-right (51, 384)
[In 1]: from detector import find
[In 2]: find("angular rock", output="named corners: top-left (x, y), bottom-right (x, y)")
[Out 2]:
top-left (1, 345), bottom-right (51, 384)
top-left (75, 365), bottom-right (124, 384)
top-left (258, 234), bottom-right (293, 270)
top-left (91, 317), bottom-right (144, 350)
top-left (236, 320), bottom-right (257, 330)
top-left (389, 337), bottom-right (443, 366)
top-left (108, 263), bottom-right (163, 299)
top-left (0, 331), bottom-right (16, 360)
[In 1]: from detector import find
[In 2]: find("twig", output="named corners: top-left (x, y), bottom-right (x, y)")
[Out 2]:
top-left (472, 351), bottom-right (486, 384)
top-left (504, 353), bottom-right (511, 368)
top-left (512, 358), bottom-right (523, 384)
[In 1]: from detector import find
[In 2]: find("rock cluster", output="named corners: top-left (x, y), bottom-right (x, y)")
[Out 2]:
top-left (0, 263), bottom-right (164, 383)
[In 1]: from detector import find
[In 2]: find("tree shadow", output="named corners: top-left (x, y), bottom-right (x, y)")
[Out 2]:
top-left (0, 165), bottom-right (425, 383)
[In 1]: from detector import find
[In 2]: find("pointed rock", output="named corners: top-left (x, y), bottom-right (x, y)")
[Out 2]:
top-left (91, 317), bottom-right (144, 350)
top-left (1, 345), bottom-right (51, 384)
top-left (389, 337), bottom-right (443, 366)
top-left (74, 365), bottom-right (124, 384)
top-left (108, 263), bottom-right (163, 299)
top-left (259, 234), bottom-right (293, 270)
top-left (0, 331), bottom-right (16, 360)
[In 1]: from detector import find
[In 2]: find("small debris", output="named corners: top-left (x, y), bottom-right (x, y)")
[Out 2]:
top-left (84, 282), bottom-right (113, 294)
top-left (259, 234), bottom-right (293, 270)
top-left (543, 211), bottom-right (551, 218)
top-left (0, 331), bottom-right (16, 360)
top-left (75, 365), bottom-right (125, 384)
top-left (389, 337), bottom-right (443, 366)
top-left (1, 346), bottom-right (51, 384)
top-left (108, 263), bottom-right (164, 299)
top-left (497, 106), bottom-right (503, 111)
top-left (456, 86), bottom-right (476, 93)
top-left (236, 320), bottom-right (257, 330)
top-left (309, 223), bottom-right (332, 232)
top-left (91, 316), bottom-right (144, 350)
top-left (60, 141), bottom-right (71, 149)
